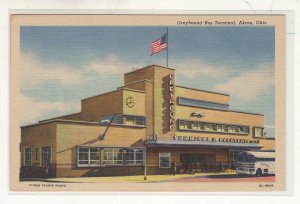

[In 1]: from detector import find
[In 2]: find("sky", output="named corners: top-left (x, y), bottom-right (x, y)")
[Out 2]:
top-left (20, 26), bottom-right (275, 137)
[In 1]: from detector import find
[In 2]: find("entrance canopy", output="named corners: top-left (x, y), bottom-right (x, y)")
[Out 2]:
top-left (144, 139), bottom-right (262, 150)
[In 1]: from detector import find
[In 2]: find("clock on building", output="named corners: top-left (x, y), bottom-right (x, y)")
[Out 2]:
top-left (125, 96), bottom-right (135, 108)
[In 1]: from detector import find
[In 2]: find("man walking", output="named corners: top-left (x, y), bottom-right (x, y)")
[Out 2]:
top-left (171, 160), bottom-right (177, 176)
top-left (218, 161), bottom-right (224, 173)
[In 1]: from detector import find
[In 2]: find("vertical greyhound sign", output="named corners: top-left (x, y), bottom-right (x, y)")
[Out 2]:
top-left (169, 74), bottom-right (175, 130)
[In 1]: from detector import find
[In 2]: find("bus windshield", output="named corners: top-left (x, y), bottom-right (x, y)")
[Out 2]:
top-left (237, 152), bottom-right (255, 163)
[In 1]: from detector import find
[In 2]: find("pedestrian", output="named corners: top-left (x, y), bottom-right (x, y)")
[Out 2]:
top-left (48, 162), bottom-right (53, 178)
top-left (202, 161), bottom-right (207, 173)
top-left (218, 161), bottom-right (224, 173)
top-left (44, 161), bottom-right (49, 179)
top-left (230, 162), bottom-right (236, 170)
top-left (171, 160), bottom-right (177, 176)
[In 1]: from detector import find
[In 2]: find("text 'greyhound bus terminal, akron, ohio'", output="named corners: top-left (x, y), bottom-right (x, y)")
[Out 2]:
top-left (20, 64), bottom-right (275, 179)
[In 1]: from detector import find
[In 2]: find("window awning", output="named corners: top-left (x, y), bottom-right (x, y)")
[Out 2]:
top-left (144, 139), bottom-right (262, 150)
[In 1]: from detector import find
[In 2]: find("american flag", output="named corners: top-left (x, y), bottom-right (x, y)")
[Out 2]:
top-left (151, 33), bottom-right (168, 55)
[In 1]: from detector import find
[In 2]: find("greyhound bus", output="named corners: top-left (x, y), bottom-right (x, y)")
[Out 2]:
top-left (236, 151), bottom-right (275, 176)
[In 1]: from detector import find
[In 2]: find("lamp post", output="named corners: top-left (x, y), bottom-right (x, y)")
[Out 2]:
top-left (144, 147), bottom-right (147, 180)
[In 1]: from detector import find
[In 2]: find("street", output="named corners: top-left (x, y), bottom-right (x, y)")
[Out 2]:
top-left (172, 174), bottom-right (275, 182)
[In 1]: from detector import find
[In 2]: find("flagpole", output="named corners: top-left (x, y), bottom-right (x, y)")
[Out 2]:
top-left (166, 27), bottom-right (169, 67)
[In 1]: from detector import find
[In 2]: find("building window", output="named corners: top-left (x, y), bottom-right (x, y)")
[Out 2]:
top-left (135, 149), bottom-right (144, 164)
top-left (217, 125), bottom-right (228, 132)
top-left (228, 126), bottom-right (237, 133)
top-left (100, 115), bottom-right (146, 126)
top-left (41, 146), bottom-right (51, 166)
top-left (178, 120), bottom-right (250, 135)
top-left (78, 147), bottom-right (101, 166)
top-left (159, 153), bottom-right (171, 168)
top-left (124, 115), bottom-right (146, 126)
top-left (78, 147), bottom-right (89, 165)
top-left (24, 147), bottom-right (32, 166)
top-left (103, 148), bottom-right (123, 165)
top-left (211, 124), bottom-right (217, 131)
top-left (179, 120), bottom-right (186, 129)
top-left (179, 121), bottom-right (192, 130)
top-left (240, 126), bottom-right (249, 134)
top-left (193, 122), bottom-right (205, 130)
top-left (125, 116), bottom-right (134, 125)
top-left (112, 115), bottom-right (123, 124)
top-left (135, 116), bottom-right (145, 126)
top-left (77, 147), bottom-right (144, 167)
top-left (254, 127), bottom-right (264, 137)
top-left (186, 121), bottom-right (193, 129)
top-left (124, 149), bottom-right (144, 165)
top-left (178, 97), bottom-right (229, 111)
top-left (35, 148), bottom-right (39, 162)
top-left (205, 124), bottom-right (216, 131)
top-left (227, 126), bottom-right (238, 133)
top-left (89, 148), bottom-right (101, 165)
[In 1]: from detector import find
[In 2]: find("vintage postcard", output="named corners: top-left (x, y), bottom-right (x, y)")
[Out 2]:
top-left (10, 14), bottom-right (286, 192)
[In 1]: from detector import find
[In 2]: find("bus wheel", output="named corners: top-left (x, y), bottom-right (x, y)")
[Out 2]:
top-left (256, 168), bottom-right (262, 177)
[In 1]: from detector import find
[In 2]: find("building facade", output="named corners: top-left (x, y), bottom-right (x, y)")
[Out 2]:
top-left (20, 65), bottom-right (275, 178)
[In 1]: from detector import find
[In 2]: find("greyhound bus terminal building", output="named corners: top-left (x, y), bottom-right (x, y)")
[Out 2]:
top-left (20, 65), bottom-right (275, 178)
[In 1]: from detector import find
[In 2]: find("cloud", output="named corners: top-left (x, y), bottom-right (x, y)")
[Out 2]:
top-left (84, 54), bottom-right (147, 77)
top-left (19, 94), bottom-right (79, 125)
top-left (173, 59), bottom-right (233, 79)
top-left (21, 53), bottom-right (142, 89)
top-left (86, 55), bottom-right (132, 75)
top-left (20, 53), bottom-right (82, 88)
top-left (19, 53), bottom-right (145, 124)
top-left (214, 63), bottom-right (274, 100)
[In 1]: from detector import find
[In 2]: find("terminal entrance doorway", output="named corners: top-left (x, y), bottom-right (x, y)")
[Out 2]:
top-left (179, 153), bottom-right (217, 173)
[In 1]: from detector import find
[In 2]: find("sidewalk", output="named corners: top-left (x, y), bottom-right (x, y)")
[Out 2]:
top-left (29, 172), bottom-right (237, 183)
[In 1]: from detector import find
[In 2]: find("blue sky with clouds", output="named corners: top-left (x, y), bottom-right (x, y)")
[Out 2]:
top-left (20, 26), bottom-right (275, 137)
